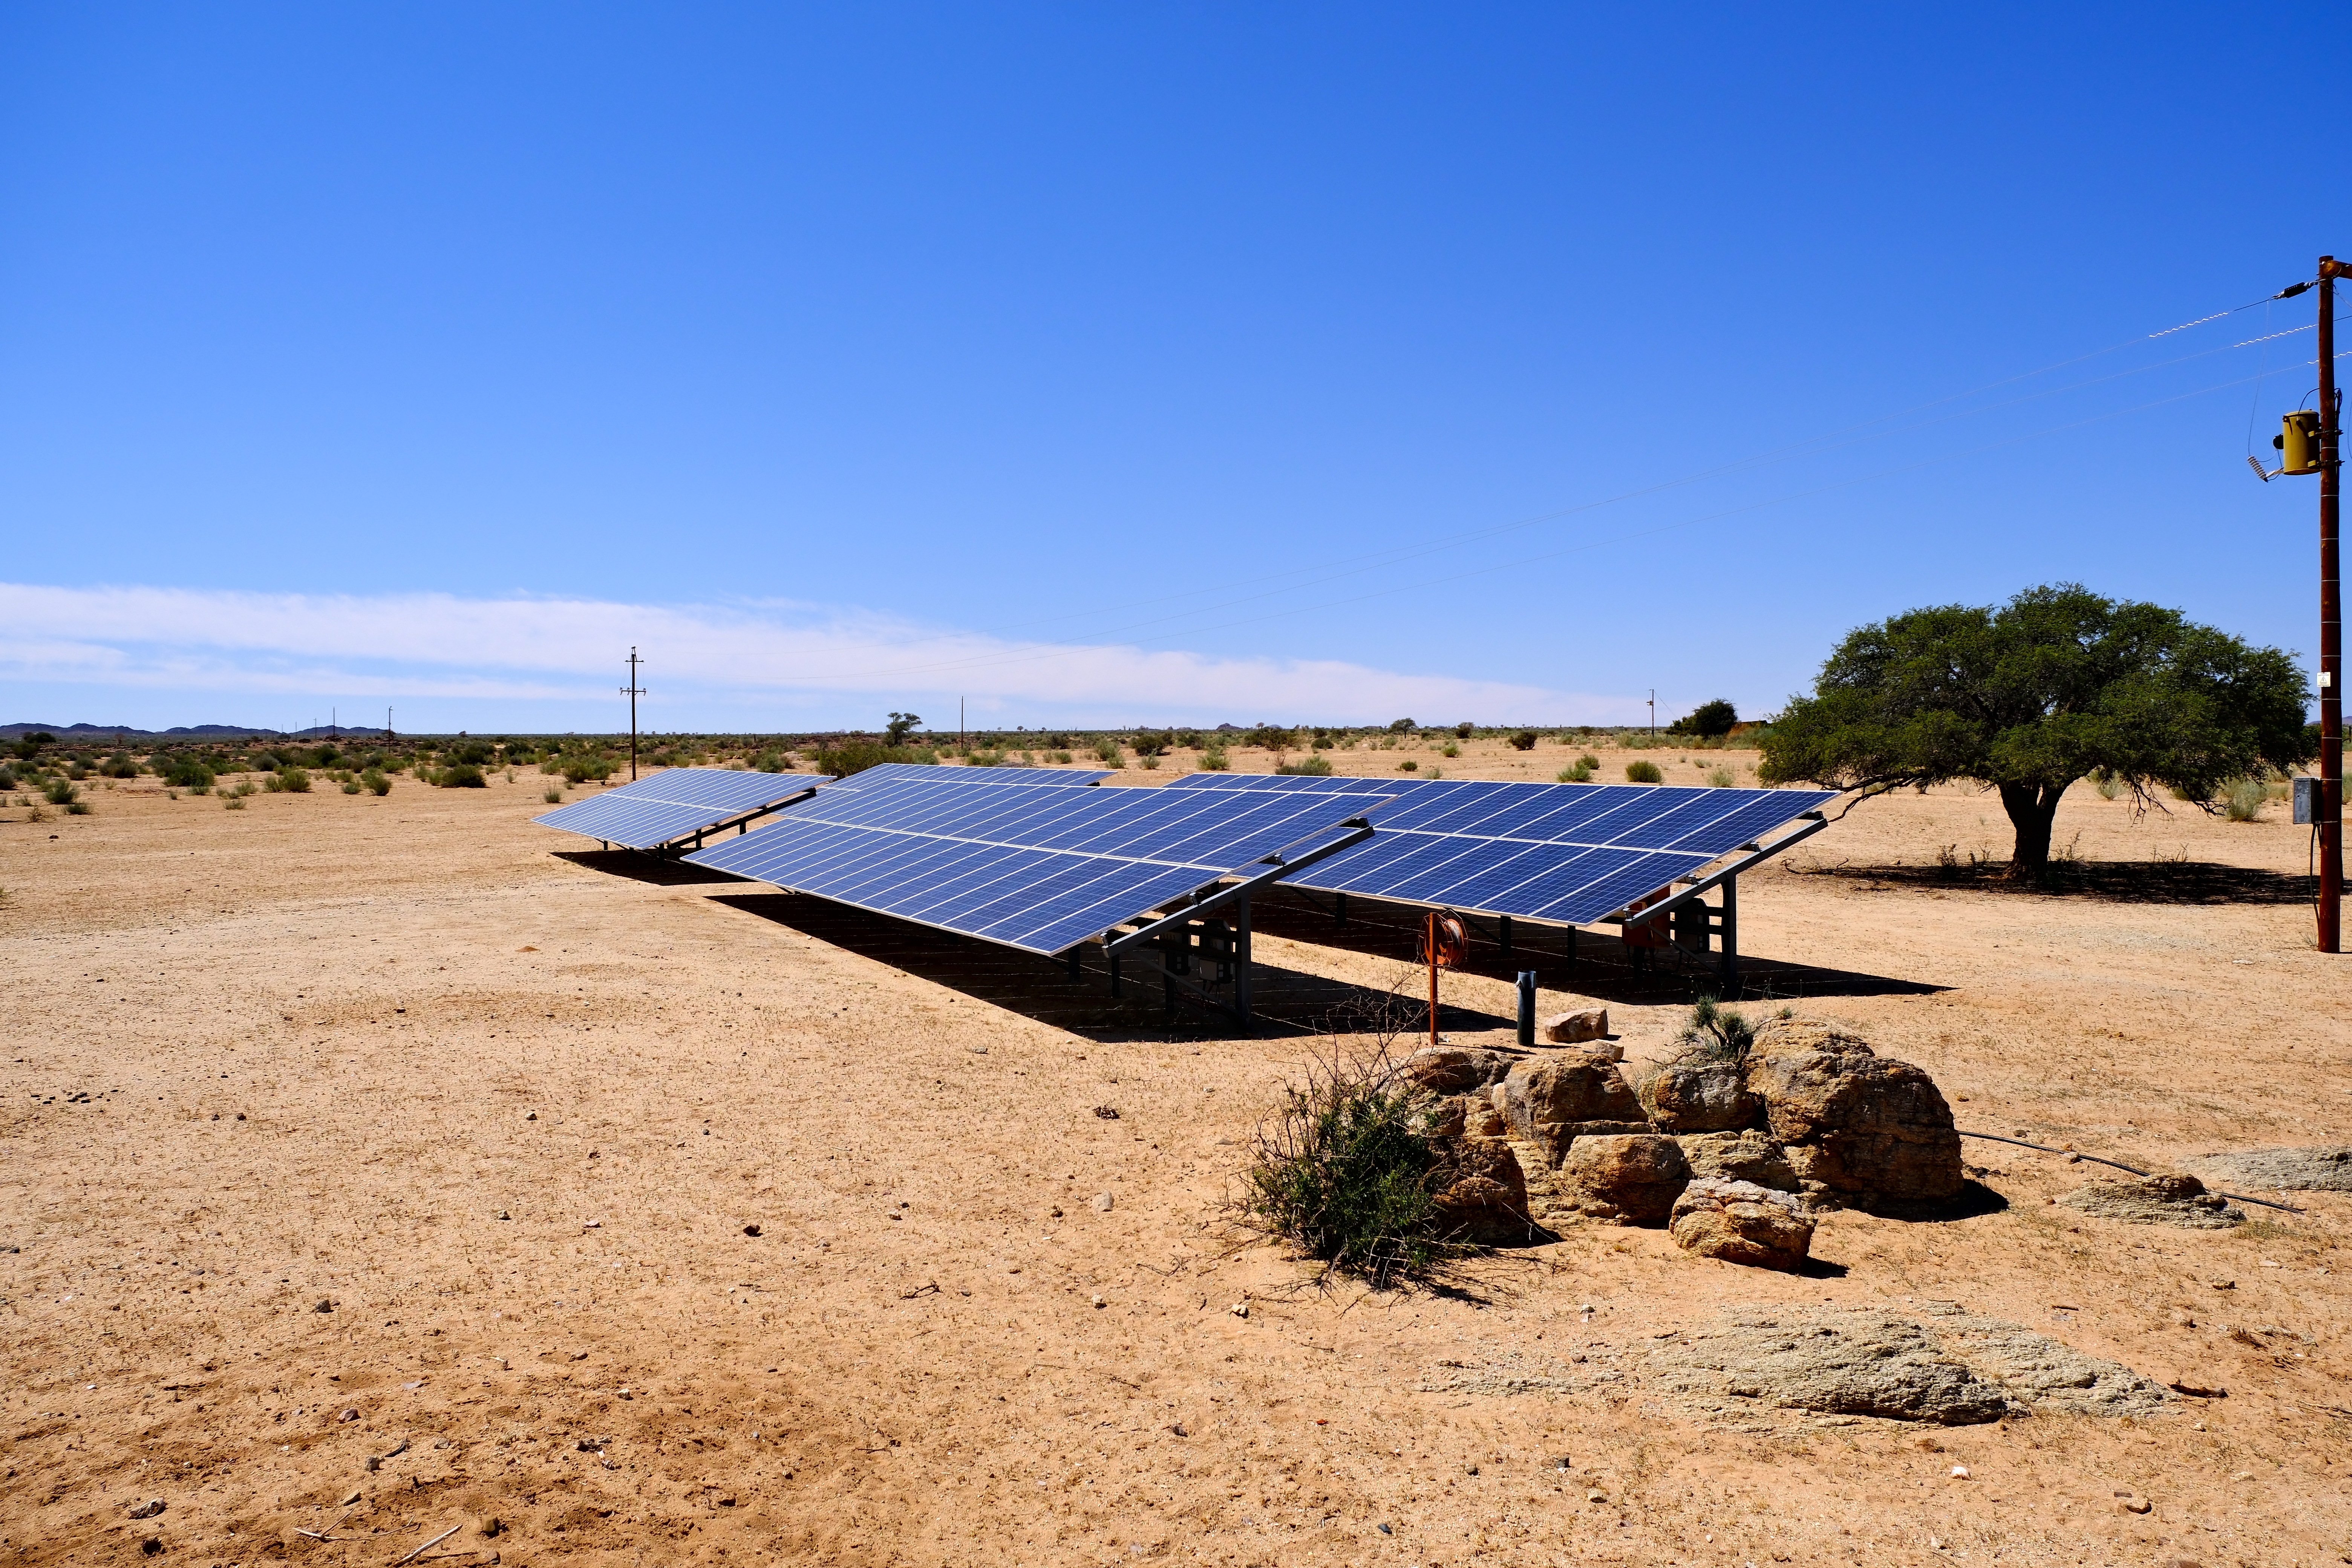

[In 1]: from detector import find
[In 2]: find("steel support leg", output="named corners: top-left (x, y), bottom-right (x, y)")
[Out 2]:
top-left (1719, 877), bottom-right (1740, 997)
top-left (1233, 894), bottom-right (1253, 1035)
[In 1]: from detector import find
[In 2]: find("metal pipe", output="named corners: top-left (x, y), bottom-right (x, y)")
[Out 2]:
top-left (2321, 256), bottom-right (2343, 954)
top-left (1516, 970), bottom-right (1536, 1047)
top-left (1719, 877), bottom-right (1739, 996)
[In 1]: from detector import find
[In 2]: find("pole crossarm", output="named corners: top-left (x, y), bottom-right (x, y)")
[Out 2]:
top-left (1102, 820), bottom-right (1374, 955)
top-left (1603, 810), bottom-right (1829, 929)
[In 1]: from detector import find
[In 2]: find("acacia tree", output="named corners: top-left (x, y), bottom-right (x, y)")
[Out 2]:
top-left (1758, 584), bottom-right (2311, 880)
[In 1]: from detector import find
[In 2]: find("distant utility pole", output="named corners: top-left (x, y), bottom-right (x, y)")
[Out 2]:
top-left (622, 648), bottom-right (647, 781)
top-left (2263, 256), bottom-right (2344, 952)
top-left (1648, 689), bottom-right (1656, 739)
top-left (386, 706), bottom-right (394, 741)
top-left (960, 696), bottom-right (966, 751)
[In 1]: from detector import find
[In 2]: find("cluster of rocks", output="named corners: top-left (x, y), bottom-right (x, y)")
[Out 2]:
top-left (1402, 1015), bottom-right (1968, 1269)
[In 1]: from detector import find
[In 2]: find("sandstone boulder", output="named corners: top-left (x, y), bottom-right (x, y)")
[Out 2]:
top-left (1678, 1129), bottom-right (1799, 1192)
top-left (2058, 1174), bottom-right (2243, 1230)
top-left (1743, 1020), bottom-right (1963, 1211)
top-left (1669, 1178), bottom-right (1815, 1271)
top-left (1501, 1053), bottom-right (1649, 1165)
top-left (1638, 1055), bottom-right (1761, 1133)
top-left (1554, 1133), bottom-right (1689, 1225)
top-left (1427, 1138), bottom-right (1535, 1245)
top-left (1402, 1046), bottom-right (1513, 1095)
top-left (1542, 1007), bottom-right (1609, 1046)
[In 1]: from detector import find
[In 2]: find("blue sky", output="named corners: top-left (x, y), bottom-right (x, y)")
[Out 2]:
top-left (2, 4), bottom-right (2345, 734)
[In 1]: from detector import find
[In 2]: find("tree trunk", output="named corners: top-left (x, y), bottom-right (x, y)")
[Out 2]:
top-left (1998, 781), bottom-right (2069, 881)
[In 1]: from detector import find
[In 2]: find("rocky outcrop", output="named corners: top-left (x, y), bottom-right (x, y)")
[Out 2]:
top-left (1554, 1133), bottom-right (1689, 1225)
top-left (1645, 1308), bottom-right (2015, 1424)
top-left (1501, 1052), bottom-right (1649, 1166)
top-left (1678, 1129), bottom-right (1799, 1191)
top-left (1669, 1178), bottom-right (1815, 1271)
top-left (1427, 1138), bottom-right (1535, 1245)
top-left (2058, 1174), bottom-right (2243, 1229)
top-left (1401, 1046), bottom-right (1513, 1095)
top-left (1744, 1018), bottom-right (1963, 1212)
top-left (1638, 1056), bottom-right (1760, 1133)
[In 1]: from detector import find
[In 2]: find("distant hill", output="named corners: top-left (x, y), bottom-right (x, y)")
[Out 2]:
top-left (1, 722), bottom-right (394, 741)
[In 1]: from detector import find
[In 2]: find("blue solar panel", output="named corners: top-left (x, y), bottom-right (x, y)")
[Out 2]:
top-left (1165, 771), bottom-right (1832, 922)
top-left (534, 767), bottom-right (831, 851)
top-left (682, 775), bottom-right (1387, 955)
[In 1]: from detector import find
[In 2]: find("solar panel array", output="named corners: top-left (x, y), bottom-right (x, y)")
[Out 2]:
top-left (1169, 773), bottom-right (1834, 925)
top-left (534, 767), bottom-right (830, 851)
top-left (684, 771), bottom-right (1386, 955)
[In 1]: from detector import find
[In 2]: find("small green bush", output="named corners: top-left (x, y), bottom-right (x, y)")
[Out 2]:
top-left (1246, 725), bottom-right (1294, 752)
top-left (224, 796), bottom-right (245, 810)
top-left (278, 767), bottom-right (312, 793)
top-left (363, 770), bottom-right (392, 796)
top-left (1276, 755), bottom-right (1334, 776)
top-left (1397, 759), bottom-right (1418, 771)
top-left (1706, 766), bottom-right (1735, 788)
top-left (438, 764), bottom-right (486, 788)
top-left (808, 741), bottom-right (934, 778)
top-left (1440, 741), bottom-right (1460, 758)
top-left (543, 786), bottom-right (564, 804)
top-left (1387, 718), bottom-right (1416, 732)
top-left (1673, 996), bottom-right (1754, 1063)
top-left (1092, 739), bottom-right (1123, 764)
top-left (559, 756), bottom-right (615, 785)
top-left (1578, 752), bottom-right (1600, 770)
top-left (65, 801), bottom-right (90, 815)
top-left (1241, 1054), bottom-right (1445, 1289)
top-left (341, 780), bottom-right (361, 794)
top-left (967, 750), bottom-right (1006, 767)
top-left (100, 752), bottom-right (141, 778)
top-left (43, 779), bottom-right (77, 806)
top-left (2093, 769), bottom-right (2125, 800)
top-left (1453, 721), bottom-right (1474, 739)
top-left (1508, 731), bottom-right (1537, 752)
top-left (1626, 760), bottom-right (1664, 783)
top-left (1049, 749), bottom-right (1075, 765)
top-left (1198, 747), bottom-right (1230, 771)
top-left (1557, 763), bottom-right (1594, 783)
top-left (2223, 776), bottom-right (2266, 822)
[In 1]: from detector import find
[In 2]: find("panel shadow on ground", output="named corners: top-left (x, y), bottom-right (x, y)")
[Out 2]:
top-left (1245, 888), bottom-right (1947, 1003)
top-left (707, 891), bottom-right (1512, 1043)
top-left (555, 849), bottom-right (750, 887)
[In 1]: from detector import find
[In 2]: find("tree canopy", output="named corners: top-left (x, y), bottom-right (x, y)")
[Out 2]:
top-left (1668, 698), bottom-right (1739, 738)
top-left (1758, 584), bottom-right (2311, 878)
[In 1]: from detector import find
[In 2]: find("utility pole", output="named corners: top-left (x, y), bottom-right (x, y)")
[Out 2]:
top-left (2321, 257), bottom-right (2344, 952)
top-left (621, 648), bottom-right (646, 781)
top-left (1648, 689), bottom-right (1656, 740)
top-left (386, 706), bottom-right (394, 742)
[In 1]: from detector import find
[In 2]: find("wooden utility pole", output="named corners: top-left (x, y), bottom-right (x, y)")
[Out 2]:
top-left (622, 648), bottom-right (646, 781)
top-left (2321, 257), bottom-right (2344, 952)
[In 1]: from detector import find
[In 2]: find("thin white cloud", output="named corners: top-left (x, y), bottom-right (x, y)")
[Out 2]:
top-left (0, 582), bottom-right (1646, 725)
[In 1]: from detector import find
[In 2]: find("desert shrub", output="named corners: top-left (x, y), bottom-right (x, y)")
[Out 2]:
top-left (341, 780), bottom-right (361, 794)
top-left (249, 752), bottom-right (282, 772)
top-left (362, 770), bottom-right (391, 796)
top-left (1240, 1051), bottom-right (1447, 1288)
top-left (1508, 731), bottom-right (1537, 752)
top-left (1397, 759), bottom-right (1418, 771)
top-left (1246, 725), bottom-right (1294, 751)
top-left (1668, 698), bottom-right (1740, 739)
top-left (223, 796), bottom-right (245, 810)
top-left (0, 766), bottom-right (13, 790)
top-left (1578, 752), bottom-right (1600, 770)
top-left (1625, 760), bottom-right (1664, 783)
top-left (967, 750), bottom-right (1006, 767)
top-left (1131, 731), bottom-right (1174, 758)
top-left (1557, 763), bottom-right (1594, 783)
top-left (1276, 755), bottom-right (1334, 776)
top-left (437, 764), bottom-right (486, 788)
top-left (43, 779), bottom-right (77, 806)
top-left (65, 801), bottom-right (90, 814)
top-left (1674, 996), bottom-right (1754, 1063)
top-left (1176, 730), bottom-right (1204, 749)
top-left (1049, 749), bottom-right (1075, 765)
top-left (1198, 747), bottom-right (1230, 771)
top-left (450, 740), bottom-right (494, 766)
top-left (278, 767), bottom-right (312, 793)
top-left (100, 752), bottom-right (141, 778)
top-left (1440, 741), bottom-right (1460, 758)
top-left (559, 756), bottom-right (615, 784)
top-left (2092, 768), bottom-right (2125, 800)
top-left (1453, 722), bottom-right (1475, 739)
top-left (1387, 718), bottom-right (1416, 732)
top-left (543, 786), bottom-right (564, 804)
top-left (753, 751), bottom-right (789, 772)
top-left (2223, 776), bottom-right (2266, 821)
top-left (1706, 766), bottom-right (1736, 788)
top-left (809, 741), bottom-right (933, 778)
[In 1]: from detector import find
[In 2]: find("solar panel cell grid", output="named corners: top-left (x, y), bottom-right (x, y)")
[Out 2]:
top-left (533, 767), bottom-right (830, 851)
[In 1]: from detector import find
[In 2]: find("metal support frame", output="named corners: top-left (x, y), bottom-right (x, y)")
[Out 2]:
top-left (1606, 811), bottom-right (1824, 995)
top-left (1104, 821), bottom-right (1373, 958)
top-left (649, 785), bottom-right (822, 857)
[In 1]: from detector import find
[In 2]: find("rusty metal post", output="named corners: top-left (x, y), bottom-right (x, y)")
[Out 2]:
top-left (1426, 909), bottom-right (1439, 1046)
top-left (2322, 259), bottom-right (2343, 954)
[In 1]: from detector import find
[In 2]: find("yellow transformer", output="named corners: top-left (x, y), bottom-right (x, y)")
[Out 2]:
top-left (2277, 409), bottom-right (2323, 476)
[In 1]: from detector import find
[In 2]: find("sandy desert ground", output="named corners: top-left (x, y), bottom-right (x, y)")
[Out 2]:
top-left (3, 740), bottom-right (2348, 1567)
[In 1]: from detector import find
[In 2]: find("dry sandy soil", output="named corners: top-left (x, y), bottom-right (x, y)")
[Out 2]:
top-left (4, 741), bottom-right (2349, 1567)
